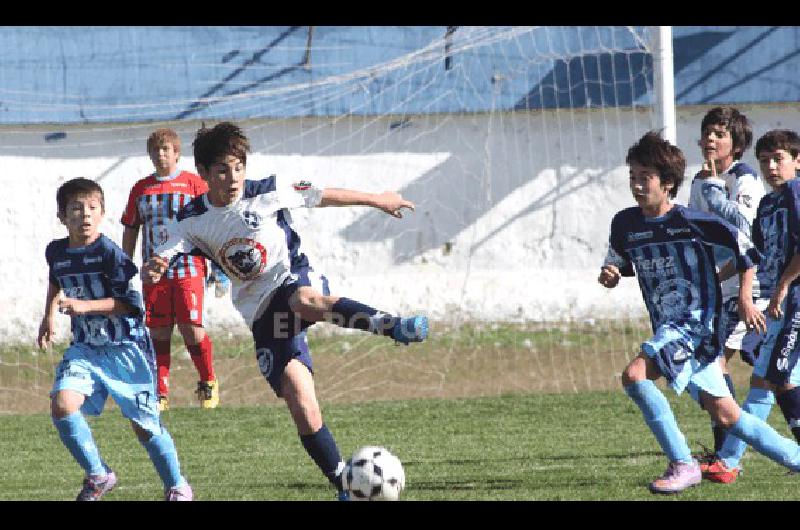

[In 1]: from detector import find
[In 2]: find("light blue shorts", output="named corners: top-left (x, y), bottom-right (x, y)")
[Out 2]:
top-left (51, 342), bottom-right (162, 435)
top-left (642, 322), bottom-right (730, 400)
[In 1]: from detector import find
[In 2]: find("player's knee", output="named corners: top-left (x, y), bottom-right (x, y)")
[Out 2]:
top-left (130, 420), bottom-right (153, 442)
top-left (621, 359), bottom-right (645, 387)
top-left (50, 391), bottom-right (82, 419)
top-left (178, 323), bottom-right (206, 344)
top-left (704, 395), bottom-right (739, 429)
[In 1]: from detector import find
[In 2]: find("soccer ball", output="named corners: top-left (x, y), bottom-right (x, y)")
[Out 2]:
top-left (342, 446), bottom-right (405, 501)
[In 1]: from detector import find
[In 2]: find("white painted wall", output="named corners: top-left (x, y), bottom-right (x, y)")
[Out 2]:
top-left (2, 103), bottom-right (798, 343)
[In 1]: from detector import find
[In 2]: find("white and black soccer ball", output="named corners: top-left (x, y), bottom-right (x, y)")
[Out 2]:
top-left (342, 446), bottom-right (405, 501)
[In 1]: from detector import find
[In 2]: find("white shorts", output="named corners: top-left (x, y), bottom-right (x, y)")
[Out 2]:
top-left (722, 297), bottom-right (769, 351)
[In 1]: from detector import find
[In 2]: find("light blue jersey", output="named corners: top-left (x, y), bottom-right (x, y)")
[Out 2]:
top-left (47, 235), bottom-right (161, 434)
top-left (605, 205), bottom-right (760, 393)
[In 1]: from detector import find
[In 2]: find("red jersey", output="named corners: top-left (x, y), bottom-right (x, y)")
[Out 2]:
top-left (121, 170), bottom-right (208, 279)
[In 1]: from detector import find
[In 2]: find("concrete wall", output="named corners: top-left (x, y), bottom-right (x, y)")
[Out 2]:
top-left (2, 102), bottom-right (798, 342)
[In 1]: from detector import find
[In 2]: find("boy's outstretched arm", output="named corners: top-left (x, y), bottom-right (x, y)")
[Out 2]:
top-left (318, 188), bottom-right (414, 218)
top-left (37, 281), bottom-right (61, 350)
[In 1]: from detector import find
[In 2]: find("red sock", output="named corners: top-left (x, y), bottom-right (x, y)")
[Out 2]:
top-left (187, 334), bottom-right (215, 382)
top-left (153, 340), bottom-right (171, 396)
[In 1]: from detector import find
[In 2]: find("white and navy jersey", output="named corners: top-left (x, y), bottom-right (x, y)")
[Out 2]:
top-left (752, 178), bottom-right (800, 298)
top-left (45, 234), bottom-right (151, 349)
top-left (154, 176), bottom-right (323, 328)
top-left (604, 205), bottom-right (760, 364)
top-left (687, 161), bottom-right (765, 300)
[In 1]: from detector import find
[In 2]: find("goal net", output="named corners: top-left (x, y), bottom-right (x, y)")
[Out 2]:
top-left (0, 26), bottom-right (658, 413)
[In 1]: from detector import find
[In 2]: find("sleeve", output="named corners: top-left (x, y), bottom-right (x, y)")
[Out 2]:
top-left (104, 244), bottom-right (144, 318)
top-left (191, 172), bottom-right (209, 197)
top-left (120, 182), bottom-right (142, 228)
top-left (45, 242), bottom-right (59, 286)
top-left (700, 179), bottom-right (751, 233)
top-left (685, 210), bottom-right (761, 272)
top-left (789, 183), bottom-right (800, 256)
top-left (603, 214), bottom-right (634, 277)
top-left (154, 217), bottom-right (203, 269)
top-left (279, 174), bottom-right (323, 208)
top-left (722, 171), bottom-right (763, 236)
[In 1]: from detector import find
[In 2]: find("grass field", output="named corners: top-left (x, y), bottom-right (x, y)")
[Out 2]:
top-left (3, 321), bottom-right (800, 501)
top-left (4, 391), bottom-right (800, 501)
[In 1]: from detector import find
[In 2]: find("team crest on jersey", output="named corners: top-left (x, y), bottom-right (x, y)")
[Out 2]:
top-left (219, 237), bottom-right (268, 280)
top-left (243, 210), bottom-right (262, 229)
top-left (293, 180), bottom-right (312, 191)
top-left (652, 278), bottom-right (700, 321)
top-left (256, 347), bottom-right (274, 378)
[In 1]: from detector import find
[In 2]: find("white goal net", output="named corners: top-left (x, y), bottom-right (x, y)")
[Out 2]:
top-left (0, 26), bottom-right (658, 413)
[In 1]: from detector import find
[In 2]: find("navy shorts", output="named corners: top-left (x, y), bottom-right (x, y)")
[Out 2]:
top-left (251, 270), bottom-right (329, 397)
top-left (754, 286), bottom-right (800, 386)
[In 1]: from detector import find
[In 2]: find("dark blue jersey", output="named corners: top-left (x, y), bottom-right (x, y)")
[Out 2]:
top-left (604, 205), bottom-right (760, 363)
top-left (752, 179), bottom-right (800, 298)
top-left (45, 234), bottom-right (151, 350)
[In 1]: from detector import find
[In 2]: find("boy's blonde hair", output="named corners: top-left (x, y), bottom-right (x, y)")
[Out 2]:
top-left (147, 128), bottom-right (181, 155)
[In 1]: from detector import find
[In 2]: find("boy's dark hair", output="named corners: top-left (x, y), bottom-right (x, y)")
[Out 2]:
top-left (755, 129), bottom-right (800, 159)
top-left (193, 122), bottom-right (251, 169)
top-left (626, 131), bottom-right (686, 198)
top-left (701, 106), bottom-right (752, 160)
top-left (147, 128), bottom-right (181, 155)
top-left (56, 177), bottom-right (105, 215)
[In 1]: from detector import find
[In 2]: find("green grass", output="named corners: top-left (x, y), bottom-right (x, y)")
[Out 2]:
top-left (5, 390), bottom-right (800, 501)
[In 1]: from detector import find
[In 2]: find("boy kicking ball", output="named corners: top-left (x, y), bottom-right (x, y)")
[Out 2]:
top-left (143, 122), bottom-right (428, 500)
top-left (599, 131), bottom-right (800, 494)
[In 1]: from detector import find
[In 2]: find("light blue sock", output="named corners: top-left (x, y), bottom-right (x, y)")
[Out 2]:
top-left (52, 411), bottom-right (107, 476)
top-left (141, 429), bottom-right (186, 490)
top-left (624, 380), bottom-right (693, 463)
top-left (719, 387), bottom-right (774, 469)
top-left (728, 409), bottom-right (800, 471)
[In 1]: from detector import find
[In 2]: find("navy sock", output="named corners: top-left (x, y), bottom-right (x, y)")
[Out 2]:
top-left (300, 425), bottom-right (346, 491)
top-left (330, 297), bottom-right (399, 337)
top-left (777, 387), bottom-right (800, 443)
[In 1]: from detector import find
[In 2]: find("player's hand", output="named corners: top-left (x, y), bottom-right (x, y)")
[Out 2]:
top-left (598, 264), bottom-right (621, 288)
top-left (142, 256), bottom-right (168, 284)
top-left (37, 319), bottom-right (55, 350)
top-left (696, 160), bottom-right (713, 180)
top-left (58, 297), bottom-right (90, 316)
top-left (375, 192), bottom-right (415, 219)
top-left (767, 285), bottom-right (788, 320)
top-left (739, 298), bottom-right (767, 335)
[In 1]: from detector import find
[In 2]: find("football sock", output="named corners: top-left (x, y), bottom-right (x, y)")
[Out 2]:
top-left (330, 298), bottom-right (399, 337)
top-left (187, 334), bottom-right (215, 382)
top-left (708, 374), bottom-right (738, 451)
top-left (300, 424), bottom-right (346, 491)
top-left (153, 339), bottom-right (171, 396)
top-left (719, 387), bottom-right (774, 469)
top-left (776, 387), bottom-right (800, 443)
top-left (140, 428), bottom-right (186, 490)
top-left (727, 408), bottom-right (800, 472)
top-left (624, 380), bottom-right (693, 464)
top-left (53, 411), bottom-right (107, 476)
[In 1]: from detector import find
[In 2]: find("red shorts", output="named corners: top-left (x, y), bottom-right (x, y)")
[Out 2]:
top-left (143, 275), bottom-right (206, 328)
